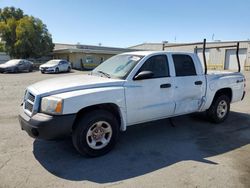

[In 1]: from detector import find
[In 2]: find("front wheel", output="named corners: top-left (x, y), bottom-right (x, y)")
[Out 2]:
top-left (55, 67), bottom-right (59, 73)
top-left (72, 110), bottom-right (119, 157)
top-left (207, 95), bottom-right (230, 123)
top-left (29, 66), bottom-right (33, 72)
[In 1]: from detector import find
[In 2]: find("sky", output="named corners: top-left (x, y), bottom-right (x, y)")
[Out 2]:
top-left (0, 0), bottom-right (250, 47)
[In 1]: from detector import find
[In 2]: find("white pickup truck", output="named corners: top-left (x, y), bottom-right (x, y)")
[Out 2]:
top-left (19, 51), bottom-right (246, 157)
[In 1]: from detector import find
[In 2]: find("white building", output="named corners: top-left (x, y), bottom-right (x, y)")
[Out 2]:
top-left (129, 40), bottom-right (250, 71)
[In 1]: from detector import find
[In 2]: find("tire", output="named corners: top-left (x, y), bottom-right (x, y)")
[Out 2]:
top-left (41, 71), bottom-right (45, 74)
top-left (55, 67), bottom-right (59, 73)
top-left (207, 95), bottom-right (230, 123)
top-left (13, 67), bottom-right (18, 73)
top-left (29, 66), bottom-right (33, 72)
top-left (72, 110), bottom-right (119, 157)
top-left (67, 67), bottom-right (71, 72)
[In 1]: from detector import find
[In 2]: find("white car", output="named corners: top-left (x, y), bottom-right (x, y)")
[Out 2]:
top-left (39, 59), bottom-right (71, 73)
top-left (19, 51), bottom-right (246, 157)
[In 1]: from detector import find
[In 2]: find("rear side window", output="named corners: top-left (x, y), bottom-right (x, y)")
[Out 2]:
top-left (172, 54), bottom-right (196, 76)
top-left (139, 55), bottom-right (169, 78)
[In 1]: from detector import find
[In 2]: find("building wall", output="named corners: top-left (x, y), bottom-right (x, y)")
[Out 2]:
top-left (166, 42), bottom-right (250, 71)
top-left (130, 41), bottom-right (250, 71)
top-left (54, 52), bottom-right (115, 70)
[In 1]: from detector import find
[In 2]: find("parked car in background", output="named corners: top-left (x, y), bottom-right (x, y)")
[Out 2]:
top-left (39, 59), bottom-right (71, 74)
top-left (0, 59), bottom-right (33, 73)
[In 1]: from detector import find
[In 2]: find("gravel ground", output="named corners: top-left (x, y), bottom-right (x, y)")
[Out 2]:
top-left (0, 70), bottom-right (249, 188)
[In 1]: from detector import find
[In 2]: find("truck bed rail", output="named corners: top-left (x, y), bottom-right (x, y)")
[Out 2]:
top-left (163, 39), bottom-right (241, 74)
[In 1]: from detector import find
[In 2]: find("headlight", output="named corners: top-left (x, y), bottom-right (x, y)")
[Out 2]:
top-left (41, 96), bottom-right (63, 115)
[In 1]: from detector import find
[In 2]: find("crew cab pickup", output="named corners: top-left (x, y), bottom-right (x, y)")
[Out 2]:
top-left (19, 51), bottom-right (246, 157)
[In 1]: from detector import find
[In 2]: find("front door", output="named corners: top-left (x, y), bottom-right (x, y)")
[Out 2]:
top-left (125, 54), bottom-right (175, 125)
top-left (17, 60), bottom-right (26, 71)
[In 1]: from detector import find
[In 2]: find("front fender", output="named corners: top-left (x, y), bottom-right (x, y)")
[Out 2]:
top-left (51, 87), bottom-right (127, 130)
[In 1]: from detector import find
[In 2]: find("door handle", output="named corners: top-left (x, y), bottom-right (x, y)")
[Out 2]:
top-left (194, 81), bottom-right (203, 85)
top-left (160, 83), bottom-right (171, 88)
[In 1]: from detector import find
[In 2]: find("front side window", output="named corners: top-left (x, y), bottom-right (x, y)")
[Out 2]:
top-left (172, 54), bottom-right (196, 76)
top-left (138, 55), bottom-right (169, 78)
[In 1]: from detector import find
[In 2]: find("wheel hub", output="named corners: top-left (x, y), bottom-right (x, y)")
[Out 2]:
top-left (86, 121), bottom-right (113, 149)
top-left (92, 127), bottom-right (105, 140)
top-left (217, 100), bottom-right (228, 119)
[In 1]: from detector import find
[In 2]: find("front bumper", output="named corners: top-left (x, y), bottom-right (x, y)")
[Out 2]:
top-left (0, 67), bottom-right (15, 73)
top-left (19, 108), bottom-right (76, 140)
top-left (40, 68), bottom-right (55, 73)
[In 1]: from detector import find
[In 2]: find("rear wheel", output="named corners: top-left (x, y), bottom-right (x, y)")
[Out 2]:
top-left (29, 66), bottom-right (33, 72)
top-left (72, 110), bottom-right (119, 157)
top-left (67, 66), bottom-right (71, 72)
top-left (13, 67), bottom-right (18, 73)
top-left (207, 95), bottom-right (230, 123)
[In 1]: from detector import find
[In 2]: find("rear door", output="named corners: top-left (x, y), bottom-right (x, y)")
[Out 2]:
top-left (59, 61), bottom-right (66, 71)
top-left (171, 54), bottom-right (205, 115)
top-left (24, 60), bottom-right (30, 70)
top-left (63, 61), bottom-right (69, 71)
top-left (17, 60), bottom-right (26, 71)
top-left (125, 54), bottom-right (175, 125)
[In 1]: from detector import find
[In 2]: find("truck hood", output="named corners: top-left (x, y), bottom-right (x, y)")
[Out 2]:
top-left (28, 74), bottom-right (125, 96)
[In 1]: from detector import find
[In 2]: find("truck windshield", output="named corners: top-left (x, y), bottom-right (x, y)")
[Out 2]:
top-left (92, 54), bottom-right (144, 79)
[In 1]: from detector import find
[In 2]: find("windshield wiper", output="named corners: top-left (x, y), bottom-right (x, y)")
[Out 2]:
top-left (97, 71), bottom-right (111, 78)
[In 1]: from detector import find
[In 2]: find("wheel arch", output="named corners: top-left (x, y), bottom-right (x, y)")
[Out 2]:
top-left (72, 103), bottom-right (125, 131)
top-left (213, 88), bottom-right (232, 103)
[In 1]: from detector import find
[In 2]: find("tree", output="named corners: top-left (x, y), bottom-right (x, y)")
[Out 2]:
top-left (0, 7), bottom-right (24, 22)
top-left (0, 7), bottom-right (54, 58)
top-left (0, 42), bottom-right (5, 52)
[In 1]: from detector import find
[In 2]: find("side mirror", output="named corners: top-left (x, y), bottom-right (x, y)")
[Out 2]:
top-left (134, 71), bottom-right (154, 80)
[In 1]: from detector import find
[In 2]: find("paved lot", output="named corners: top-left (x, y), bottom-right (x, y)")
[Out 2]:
top-left (0, 70), bottom-right (249, 188)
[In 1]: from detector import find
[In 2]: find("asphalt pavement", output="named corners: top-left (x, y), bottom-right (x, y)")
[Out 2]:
top-left (0, 70), bottom-right (249, 188)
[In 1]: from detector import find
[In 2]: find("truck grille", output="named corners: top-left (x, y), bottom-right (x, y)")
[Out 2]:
top-left (24, 101), bottom-right (33, 112)
top-left (24, 91), bottom-right (36, 114)
top-left (27, 92), bottom-right (35, 102)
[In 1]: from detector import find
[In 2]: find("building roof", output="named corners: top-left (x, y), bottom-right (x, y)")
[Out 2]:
top-left (122, 51), bottom-right (195, 56)
top-left (129, 40), bottom-right (250, 50)
top-left (129, 43), bottom-right (166, 50)
top-left (53, 43), bottom-right (135, 54)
